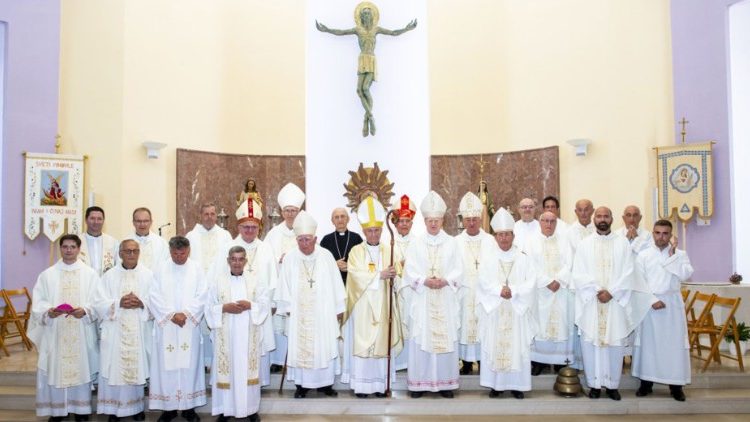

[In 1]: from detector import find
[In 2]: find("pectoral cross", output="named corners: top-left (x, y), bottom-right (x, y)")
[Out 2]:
top-left (429, 266), bottom-right (437, 278)
top-left (181, 342), bottom-right (190, 351)
top-left (166, 344), bottom-right (175, 352)
top-left (308, 278), bottom-right (315, 288)
top-left (474, 259), bottom-right (479, 270)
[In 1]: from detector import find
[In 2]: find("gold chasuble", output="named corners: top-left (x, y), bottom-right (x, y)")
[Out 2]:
top-left (344, 242), bottom-right (403, 358)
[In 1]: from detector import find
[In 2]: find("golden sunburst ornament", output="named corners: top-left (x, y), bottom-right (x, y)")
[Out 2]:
top-left (343, 162), bottom-right (395, 211)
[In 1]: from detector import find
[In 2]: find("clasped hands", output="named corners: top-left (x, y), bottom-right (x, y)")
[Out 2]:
top-left (597, 289), bottom-right (613, 304)
top-left (424, 276), bottom-right (448, 289)
top-left (48, 307), bottom-right (86, 319)
top-left (119, 292), bottom-right (144, 310)
top-left (652, 300), bottom-right (666, 310)
top-left (222, 300), bottom-right (252, 315)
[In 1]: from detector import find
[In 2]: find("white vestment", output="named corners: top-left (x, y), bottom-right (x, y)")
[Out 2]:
top-left (93, 264), bottom-right (154, 417)
top-left (148, 259), bottom-right (208, 410)
top-left (403, 230), bottom-right (463, 392)
top-left (213, 237), bottom-right (278, 386)
top-left (206, 273), bottom-right (270, 417)
top-left (128, 232), bottom-right (169, 271)
top-left (573, 233), bottom-right (655, 389)
top-left (513, 220), bottom-right (540, 249)
top-left (455, 229), bottom-right (495, 362)
top-left (276, 247), bottom-right (346, 388)
top-left (554, 218), bottom-right (569, 239)
top-left (632, 246), bottom-right (693, 385)
top-left (567, 221), bottom-right (594, 253)
top-left (524, 232), bottom-right (575, 365)
top-left (263, 223), bottom-right (298, 365)
top-left (615, 226), bottom-right (653, 255)
top-left (393, 232), bottom-right (413, 370)
top-left (79, 232), bottom-right (119, 276)
top-left (29, 260), bottom-right (99, 417)
top-left (477, 246), bottom-right (537, 391)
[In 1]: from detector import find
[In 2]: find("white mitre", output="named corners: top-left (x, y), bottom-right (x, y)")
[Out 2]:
top-left (357, 196), bottom-right (386, 229)
top-left (278, 182), bottom-right (306, 209)
top-left (236, 199), bottom-right (263, 224)
top-left (420, 191), bottom-right (447, 218)
top-left (459, 192), bottom-right (483, 218)
top-left (490, 207), bottom-right (515, 232)
top-left (292, 210), bottom-right (317, 236)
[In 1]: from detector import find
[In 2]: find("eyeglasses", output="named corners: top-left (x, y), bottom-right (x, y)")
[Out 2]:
top-left (121, 249), bottom-right (140, 255)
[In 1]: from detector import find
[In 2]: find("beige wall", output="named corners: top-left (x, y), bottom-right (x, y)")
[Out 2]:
top-left (59, 0), bottom-right (674, 238)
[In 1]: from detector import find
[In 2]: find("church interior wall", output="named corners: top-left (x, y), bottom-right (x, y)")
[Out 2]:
top-left (0, 0), bottom-right (735, 286)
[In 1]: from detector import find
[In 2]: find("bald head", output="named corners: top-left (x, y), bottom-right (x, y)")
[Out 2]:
top-left (622, 205), bottom-right (642, 230)
top-left (331, 207), bottom-right (350, 232)
top-left (593, 206), bottom-right (613, 235)
top-left (518, 198), bottom-right (536, 222)
top-left (574, 199), bottom-right (594, 225)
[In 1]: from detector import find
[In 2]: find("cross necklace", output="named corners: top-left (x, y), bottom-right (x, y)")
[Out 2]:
top-left (467, 239), bottom-right (481, 270)
top-left (302, 258), bottom-right (316, 288)
top-left (499, 259), bottom-right (515, 287)
top-left (334, 231), bottom-right (351, 260)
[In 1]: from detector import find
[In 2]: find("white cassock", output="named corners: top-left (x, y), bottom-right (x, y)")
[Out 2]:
top-left (206, 272), bottom-right (271, 418)
top-left (128, 231), bottom-right (170, 271)
top-left (524, 232), bottom-right (575, 365)
top-left (615, 226), bottom-right (653, 255)
top-left (212, 237), bottom-right (277, 387)
top-left (187, 223), bottom-right (233, 368)
top-left (403, 230), bottom-right (463, 392)
top-left (264, 223), bottom-right (298, 366)
top-left (455, 229), bottom-right (495, 362)
top-left (573, 233), bottom-right (655, 389)
top-left (513, 220), bottom-right (540, 249)
top-left (276, 247), bottom-right (346, 388)
top-left (393, 232), bottom-right (413, 371)
top-left (79, 232), bottom-right (119, 276)
top-left (341, 243), bottom-right (402, 394)
top-left (93, 264), bottom-right (154, 417)
top-left (476, 246), bottom-right (537, 392)
top-left (632, 246), bottom-right (694, 385)
top-left (28, 260), bottom-right (99, 418)
top-left (567, 221), bottom-right (594, 253)
top-left (148, 259), bottom-right (208, 410)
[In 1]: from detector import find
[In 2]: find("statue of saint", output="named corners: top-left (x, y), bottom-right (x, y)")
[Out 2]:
top-left (316, 2), bottom-right (417, 137)
top-left (236, 177), bottom-right (264, 209)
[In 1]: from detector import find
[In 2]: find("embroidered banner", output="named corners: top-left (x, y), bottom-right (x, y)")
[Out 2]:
top-left (655, 142), bottom-right (714, 222)
top-left (24, 153), bottom-right (85, 241)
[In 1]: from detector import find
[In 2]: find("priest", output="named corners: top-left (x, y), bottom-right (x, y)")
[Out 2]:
top-left (568, 199), bottom-right (594, 252)
top-left (616, 205), bottom-right (653, 254)
top-left (79, 206), bottom-right (118, 276)
top-left (148, 236), bottom-right (208, 422)
top-left (341, 196), bottom-right (402, 397)
top-left (572, 206), bottom-right (655, 401)
top-left (477, 208), bottom-right (537, 399)
top-left (632, 220), bottom-right (693, 402)
top-left (403, 191), bottom-right (463, 398)
top-left (391, 194), bottom-right (417, 371)
top-left (275, 211), bottom-right (346, 398)
top-left (455, 192), bottom-right (495, 375)
top-left (206, 246), bottom-right (269, 422)
top-left (264, 182), bottom-right (306, 372)
top-left (93, 239), bottom-right (153, 422)
top-left (320, 207), bottom-right (363, 284)
top-left (129, 207), bottom-right (170, 271)
top-left (525, 211), bottom-right (574, 375)
top-left (513, 198), bottom-right (540, 248)
top-left (29, 234), bottom-right (99, 422)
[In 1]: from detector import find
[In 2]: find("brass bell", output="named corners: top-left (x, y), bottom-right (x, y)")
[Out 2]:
top-left (553, 365), bottom-right (582, 397)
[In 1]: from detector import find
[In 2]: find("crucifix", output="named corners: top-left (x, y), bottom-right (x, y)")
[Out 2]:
top-left (679, 117), bottom-right (689, 144)
top-left (308, 278), bottom-right (315, 288)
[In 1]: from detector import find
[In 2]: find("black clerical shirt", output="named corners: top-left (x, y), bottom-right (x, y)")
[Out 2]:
top-left (319, 229), bottom-right (363, 285)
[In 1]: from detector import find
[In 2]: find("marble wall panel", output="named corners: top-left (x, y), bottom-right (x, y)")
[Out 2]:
top-left (431, 146), bottom-right (560, 235)
top-left (176, 149), bottom-right (305, 238)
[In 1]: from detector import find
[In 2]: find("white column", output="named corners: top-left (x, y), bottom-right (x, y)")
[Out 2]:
top-left (306, 0), bottom-right (429, 235)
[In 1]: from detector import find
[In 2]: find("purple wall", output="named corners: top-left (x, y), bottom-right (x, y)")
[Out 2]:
top-left (0, 1), bottom-right (60, 291)
top-left (671, 0), bottom-right (740, 282)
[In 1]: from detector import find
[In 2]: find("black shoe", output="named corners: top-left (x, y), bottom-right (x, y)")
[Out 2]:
top-left (133, 412), bottom-right (146, 422)
top-left (636, 380), bottom-right (654, 397)
top-left (182, 409), bottom-right (200, 422)
top-left (489, 389), bottom-right (502, 398)
top-left (606, 389), bottom-right (621, 401)
top-left (108, 416), bottom-right (121, 422)
top-left (410, 391), bottom-right (423, 398)
top-left (294, 385), bottom-right (308, 398)
top-left (460, 360), bottom-right (473, 375)
top-left (355, 393), bottom-right (368, 398)
top-left (317, 385), bottom-right (338, 397)
top-left (74, 415), bottom-right (90, 422)
top-left (531, 362), bottom-right (544, 376)
top-left (374, 392), bottom-right (387, 398)
top-left (216, 414), bottom-right (230, 422)
top-left (588, 388), bottom-right (601, 399)
top-left (249, 413), bottom-right (260, 422)
top-left (157, 410), bottom-right (178, 422)
top-left (439, 390), bottom-right (454, 398)
top-left (270, 364), bottom-right (283, 373)
top-left (670, 385), bottom-right (686, 402)
top-left (47, 417), bottom-right (64, 422)
top-left (511, 390), bottom-right (524, 399)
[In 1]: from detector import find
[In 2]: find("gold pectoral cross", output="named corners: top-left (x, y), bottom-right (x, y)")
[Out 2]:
top-left (368, 262), bottom-right (376, 273)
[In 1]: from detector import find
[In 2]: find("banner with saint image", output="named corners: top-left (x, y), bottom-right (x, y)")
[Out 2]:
top-left (655, 142), bottom-right (714, 222)
top-left (24, 153), bottom-right (85, 241)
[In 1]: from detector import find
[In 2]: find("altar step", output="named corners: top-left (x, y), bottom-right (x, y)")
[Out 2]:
top-left (1, 371), bottom-right (749, 415)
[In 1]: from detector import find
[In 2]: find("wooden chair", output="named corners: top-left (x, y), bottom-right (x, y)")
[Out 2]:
top-left (0, 288), bottom-right (34, 351)
top-left (681, 289), bottom-right (691, 313)
top-left (690, 295), bottom-right (744, 372)
top-left (0, 306), bottom-right (11, 357)
top-left (686, 291), bottom-right (714, 329)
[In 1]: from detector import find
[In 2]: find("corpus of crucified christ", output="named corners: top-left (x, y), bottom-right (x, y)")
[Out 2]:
top-left (2, 1), bottom-right (750, 421)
